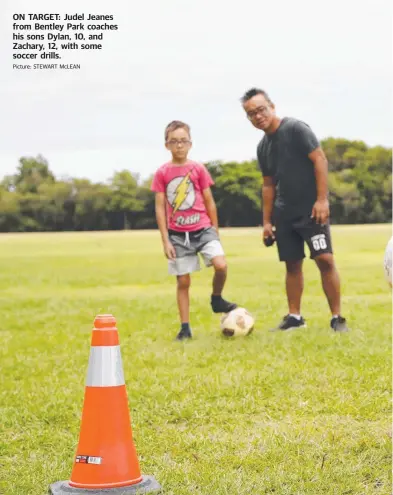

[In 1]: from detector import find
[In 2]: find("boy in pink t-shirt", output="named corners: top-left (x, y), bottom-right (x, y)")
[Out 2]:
top-left (151, 120), bottom-right (237, 340)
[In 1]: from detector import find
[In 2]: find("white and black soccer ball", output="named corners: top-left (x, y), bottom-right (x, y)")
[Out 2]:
top-left (220, 307), bottom-right (255, 337)
top-left (383, 236), bottom-right (393, 288)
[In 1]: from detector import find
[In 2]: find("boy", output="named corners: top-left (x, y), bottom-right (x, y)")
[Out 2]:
top-left (151, 120), bottom-right (237, 340)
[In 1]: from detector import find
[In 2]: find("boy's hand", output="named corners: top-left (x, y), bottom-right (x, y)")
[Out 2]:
top-left (164, 240), bottom-right (176, 260)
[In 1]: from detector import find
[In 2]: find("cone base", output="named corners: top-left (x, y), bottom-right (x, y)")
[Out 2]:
top-left (49, 475), bottom-right (161, 494)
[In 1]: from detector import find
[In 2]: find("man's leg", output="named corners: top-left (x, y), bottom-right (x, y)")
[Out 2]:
top-left (294, 216), bottom-right (337, 311)
top-left (272, 218), bottom-right (307, 331)
top-left (314, 253), bottom-right (340, 315)
top-left (298, 218), bottom-right (349, 332)
top-left (314, 253), bottom-right (348, 331)
top-left (285, 259), bottom-right (304, 315)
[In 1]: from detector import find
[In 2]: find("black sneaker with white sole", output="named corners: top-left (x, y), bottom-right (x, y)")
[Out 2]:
top-left (175, 326), bottom-right (192, 341)
top-left (211, 296), bottom-right (237, 314)
top-left (270, 314), bottom-right (306, 332)
top-left (330, 316), bottom-right (349, 332)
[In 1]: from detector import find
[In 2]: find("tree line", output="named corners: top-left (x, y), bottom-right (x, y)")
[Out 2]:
top-left (0, 137), bottom-right (391, 232)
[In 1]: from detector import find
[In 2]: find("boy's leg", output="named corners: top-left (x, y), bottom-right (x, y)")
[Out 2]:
top-left (211, 255), bottom-right (227, 296)
top-left (198, 234), bottom-right (237, 313)
top-left (168, 231), bottom-right (200, 340)
top-left (177, 274), bottom-right (191, 323)
top-left (210, 255), bottom-right (237, 313)
top-left (175, 274), bottom-right (192, 340)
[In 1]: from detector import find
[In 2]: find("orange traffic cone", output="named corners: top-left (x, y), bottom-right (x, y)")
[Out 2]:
top-left (49, 314), bottom-right (161, 494)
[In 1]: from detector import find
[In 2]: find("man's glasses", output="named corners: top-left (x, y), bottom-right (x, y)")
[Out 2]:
top-left (246, 105), bottom-right (270, 120)
top-left (166, 139), bottom-right (191, 146)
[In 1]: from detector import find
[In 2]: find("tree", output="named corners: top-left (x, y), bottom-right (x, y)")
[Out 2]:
top-left (206, 161), bottom-right (261, 226)
top-left (12, 155), bottom-right (55, 194)
top-left (72, 179), bottom-right (111, 231)
top-left (0, 190), bottom-right (22, 232)
top-left (108, 171), bottom-right (146, 229)
top-left (0, 141), bottom-right (391, 232)
top-left (134, 176), bottom-right (156, 229)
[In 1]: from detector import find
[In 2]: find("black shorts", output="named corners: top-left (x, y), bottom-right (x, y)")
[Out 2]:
top-left (274, 215), bottom-right (333, 262)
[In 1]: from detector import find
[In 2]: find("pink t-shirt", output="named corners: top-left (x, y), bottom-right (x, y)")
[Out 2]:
top-left (151, 160), bottom-right (214, 232)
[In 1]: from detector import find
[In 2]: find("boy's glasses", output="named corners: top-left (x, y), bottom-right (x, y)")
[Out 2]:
top-left (166, 139), bottom-right (191, 147)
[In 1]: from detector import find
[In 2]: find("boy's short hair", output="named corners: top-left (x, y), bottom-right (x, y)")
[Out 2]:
top-left (165, 120), bottom-right (191, 141)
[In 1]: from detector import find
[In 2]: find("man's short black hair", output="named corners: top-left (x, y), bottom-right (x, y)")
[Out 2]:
top-left (241, 88), bottom-right (272, 104)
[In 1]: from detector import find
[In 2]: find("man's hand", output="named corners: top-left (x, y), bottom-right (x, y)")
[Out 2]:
top-left (263, 222), bottom-right (275, 246)
top-left (163, 240), bottom-right (176, 260)
top-left (311, 199), bottom-right (330, 224)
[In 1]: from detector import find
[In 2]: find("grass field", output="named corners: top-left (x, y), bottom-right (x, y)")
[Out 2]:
top-left (0, 225), bottom-right (391, 495)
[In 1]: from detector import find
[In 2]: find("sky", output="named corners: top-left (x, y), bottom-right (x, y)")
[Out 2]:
top-left (0, 0), bottom-right (391, 184)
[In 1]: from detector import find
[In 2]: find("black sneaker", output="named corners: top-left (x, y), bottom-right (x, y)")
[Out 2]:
top-left (330, 316), bottom-right (349, 332)
top-left (211, 296), bottom-right (237, 314)
top-left (175, 327), bottom-right (192, 341)
top-left (270, 314), bottom-right (306, 332)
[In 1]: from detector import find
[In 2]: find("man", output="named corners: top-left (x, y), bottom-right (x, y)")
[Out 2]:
top-left (241, 88), bottom-right (348, 332)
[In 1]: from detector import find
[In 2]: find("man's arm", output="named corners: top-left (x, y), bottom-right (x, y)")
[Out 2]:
top-left (155, 192), bottom-right (175, 259)
top-left (309, 147), bottom-right (330, 224)
top-left (256, 140), bottom-right (275, 235)
top-left (202, 187), bottom-right (219, 231)
top-left (293, 120), bottom-right (330, 224)
top-left (262, 176), bottom-right (275, 226)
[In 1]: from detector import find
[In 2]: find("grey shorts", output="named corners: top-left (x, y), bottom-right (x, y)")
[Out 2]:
top-left (168, 227), bottom-right (225, 276)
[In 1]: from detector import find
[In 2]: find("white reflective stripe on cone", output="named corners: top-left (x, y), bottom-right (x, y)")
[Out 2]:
top-left (86, 346), bottom-right (125, 387)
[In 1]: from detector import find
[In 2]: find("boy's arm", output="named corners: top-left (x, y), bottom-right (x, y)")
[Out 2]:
top-left (155, 192), bottom-right (176, 260)
top-left (202, 187), bottom-right (219, 231)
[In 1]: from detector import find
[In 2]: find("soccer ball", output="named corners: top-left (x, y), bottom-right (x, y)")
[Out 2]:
top-left (220, 307), bottom-right (255, 337)
top-left (383, 236), bottom-right (393, 288)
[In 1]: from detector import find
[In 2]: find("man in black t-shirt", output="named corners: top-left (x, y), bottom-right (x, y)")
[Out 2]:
top-left (241, 87), bottom-right (348, 332)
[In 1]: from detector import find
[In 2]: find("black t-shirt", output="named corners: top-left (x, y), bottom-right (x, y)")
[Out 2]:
top-left (257, 117), bottom-right (320, 219)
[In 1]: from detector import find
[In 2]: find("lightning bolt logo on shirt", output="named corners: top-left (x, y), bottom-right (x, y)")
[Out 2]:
top-left (171, 171), bottom-right (192, 218)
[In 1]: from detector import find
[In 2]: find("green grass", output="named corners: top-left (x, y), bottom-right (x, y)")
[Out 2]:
top-left (0, 225), bottom-right (391, 495)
